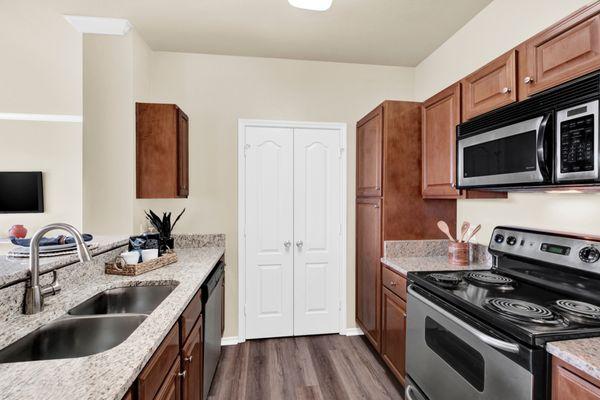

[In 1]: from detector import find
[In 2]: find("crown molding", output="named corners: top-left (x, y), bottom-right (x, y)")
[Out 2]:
top-left (64, 15), bottom-right (132, 36)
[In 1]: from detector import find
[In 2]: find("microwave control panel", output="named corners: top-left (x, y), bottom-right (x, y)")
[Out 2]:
top-left (556, 100), bottom-right (599, 181)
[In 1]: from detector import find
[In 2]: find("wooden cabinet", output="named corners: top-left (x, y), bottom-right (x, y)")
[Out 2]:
top-left (381, 285), bottom-right (407, 386)
top-left (422, 84), bottom-right (462, 199)
top-left (462, 50), bottom-right (517, 120)
top-left (356, 197), bottom-right (382, 351)
top-left (181, 319), bottom-right (203, 400)
top-left (155, 359), bottom-right (182, 400)
top-left (138, 324), bottom-right (181, 400)
top-left (136, 103), bottom-right (189, 199)
top-left (522, 3), bottom-right (600, 98)
top-left (355, 101), bottom-right (456, 361)
top-left (356, 106), bottom-right (383, 197)
top-left (552, 357), bottom-right (600, 400)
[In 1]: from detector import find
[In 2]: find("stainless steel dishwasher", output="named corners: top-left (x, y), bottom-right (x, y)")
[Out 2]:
top-left (202, 261), bottom-right (224, 400)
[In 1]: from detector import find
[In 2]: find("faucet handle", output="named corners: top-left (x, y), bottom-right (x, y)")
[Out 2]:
top-left (41, 270), bottom-right (61, 297)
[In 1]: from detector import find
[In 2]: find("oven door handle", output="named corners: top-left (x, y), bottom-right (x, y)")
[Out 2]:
top-left (536, 113), bottom-right (552, 181)
top-left (408, 285), bottom-right (521, 354)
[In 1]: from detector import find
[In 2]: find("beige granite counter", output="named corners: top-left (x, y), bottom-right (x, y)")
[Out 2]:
top-left (547, 338), bottom-right (600, 381)
top-left (381, 256), bottom-right (491, 277)
top-left (0, 245), bottom-right (224, 400)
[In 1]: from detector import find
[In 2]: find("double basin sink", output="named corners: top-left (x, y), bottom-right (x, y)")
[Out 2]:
top-left (0, 284), bottom-right (177, 363)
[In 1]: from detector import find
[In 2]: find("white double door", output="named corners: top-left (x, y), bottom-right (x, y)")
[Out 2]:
top-left (244, 125), bottom-right (342, 339)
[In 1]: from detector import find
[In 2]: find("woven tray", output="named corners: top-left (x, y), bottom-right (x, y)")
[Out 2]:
top-left (105, 251), bottom-right (178, 276)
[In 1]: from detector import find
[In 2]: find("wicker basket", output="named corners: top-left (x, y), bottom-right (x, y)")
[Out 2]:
top-left (105, 251), bottom-right (178, 276)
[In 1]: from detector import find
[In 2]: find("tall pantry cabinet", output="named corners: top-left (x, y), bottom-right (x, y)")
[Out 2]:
top-left (355, 101), bottom-right (456, 352)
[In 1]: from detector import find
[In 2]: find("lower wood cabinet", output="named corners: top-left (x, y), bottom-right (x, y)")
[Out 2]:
top-left (138, 324), bottom-right (181, 400)
top-left (155, 359), bottom-right (182, 400)
top-left (381, 286), bottom-right (407, 386)
top-left (181, 319), bottom-right (203, 400)
top-left (552, 357), bottom-right (600, 400)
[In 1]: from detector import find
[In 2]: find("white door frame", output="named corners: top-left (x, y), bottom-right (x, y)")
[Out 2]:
top-left (237, 119), bottom-right (348, 343)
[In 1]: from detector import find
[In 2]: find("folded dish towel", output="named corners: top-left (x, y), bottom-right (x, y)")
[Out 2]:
top-left (10, 234), bottom-right (93, 247)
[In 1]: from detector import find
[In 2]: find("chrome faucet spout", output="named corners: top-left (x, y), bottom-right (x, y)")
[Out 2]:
top-left (25, 223), bottom-right (92, 314)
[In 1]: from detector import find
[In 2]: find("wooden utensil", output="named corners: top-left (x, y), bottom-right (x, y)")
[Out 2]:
top-left (437, 221), bottom-right (455, 242)
top-left (459, 221), bottom-right (470, 242)
top-left (464, 224), bottom-right (481, 243)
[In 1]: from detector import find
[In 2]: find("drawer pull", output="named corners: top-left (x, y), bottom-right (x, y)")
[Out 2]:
top-left (178, 370), bottom-right (187, 379)
top-left (390, 281), bottom-right (397, 287)
top-left (184, 355), bottom-right (193, 363)
top-left (524, 76), bottom-right (534, 85)
top-left (502, 87), bottom-right (511, 94)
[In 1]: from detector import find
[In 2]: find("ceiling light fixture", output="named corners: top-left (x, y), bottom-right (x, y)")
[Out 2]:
top-left (288, 0), bottom-right (333, 11)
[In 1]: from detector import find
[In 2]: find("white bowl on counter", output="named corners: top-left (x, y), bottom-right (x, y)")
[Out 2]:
top-left (141, 249), bottom-right (159, 262)
top-left (121, 251), bottom-right (140, 265)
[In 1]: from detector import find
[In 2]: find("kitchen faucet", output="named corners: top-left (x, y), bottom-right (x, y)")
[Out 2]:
top-left (24, 223), bottom-right (92, 314)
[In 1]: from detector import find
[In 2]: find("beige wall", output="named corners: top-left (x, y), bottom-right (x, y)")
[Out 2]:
top-left (414, 0), bottom-right (598, 244)
top-left (0, 3), bottom-right (82, 235)
top-left (135, 52), bottom-right (414, 336)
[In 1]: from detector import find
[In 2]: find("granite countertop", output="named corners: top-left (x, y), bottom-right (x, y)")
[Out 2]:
top-left (0, 246), bottom-right (224, 400)
top-left (547, 338), bottom-right (600, 381)
top-left (381, 256), bottom-right (491, 277)
top-left (0, 235), bottom-right (128, 287)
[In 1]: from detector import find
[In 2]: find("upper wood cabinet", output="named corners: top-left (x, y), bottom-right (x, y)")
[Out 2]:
top-left (552, 357), bottom-right (600, 400)
top-left (357, 107), bottom-right (383, 197)
top-left (422, 84), bottom-right (462, 199)
top-left (136, 103), bottom-right (189, 199)
top-left (522, 3), bottom-right (600, 98)
top-left (462, 50), bottom-right (517, 120)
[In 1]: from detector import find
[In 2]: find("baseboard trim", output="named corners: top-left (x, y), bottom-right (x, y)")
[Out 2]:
top-left (341, 327), bottom-right (364, 336)
top-left (221, 336), bottom-right (239, 346)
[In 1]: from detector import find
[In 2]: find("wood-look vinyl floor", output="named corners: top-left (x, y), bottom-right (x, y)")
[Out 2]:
top-left (207, 335), bottom-right (404, 400)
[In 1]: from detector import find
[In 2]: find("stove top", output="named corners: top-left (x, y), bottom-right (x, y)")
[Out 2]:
top-left (409, 268), bottom-right (600, 346)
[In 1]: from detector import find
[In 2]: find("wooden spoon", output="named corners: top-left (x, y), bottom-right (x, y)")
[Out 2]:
top-left (437, 221), bottom-right (455, 242)
top-left (464, 224), bottom-right (482, 243)
top-left (459, 221), bottom-right (470, 242)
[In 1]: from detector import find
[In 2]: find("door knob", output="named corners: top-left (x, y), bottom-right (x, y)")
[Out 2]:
top-left (284, 241), bottom-right (291, 249)
top-left (296, 240), bottom-right (304, 248)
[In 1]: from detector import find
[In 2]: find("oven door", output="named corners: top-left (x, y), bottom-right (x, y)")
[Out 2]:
top-left (406, 285), bottom-right (537, 400)
top-left (457, 114), bottom-right (552, 188)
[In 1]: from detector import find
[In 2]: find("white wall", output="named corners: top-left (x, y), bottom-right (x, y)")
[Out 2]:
top-left (414, 0), bottom-right (597, 244)
top-left (137, 52), bottom-right (415, 336)
top-left (0, 2), bottom-right (82, 235)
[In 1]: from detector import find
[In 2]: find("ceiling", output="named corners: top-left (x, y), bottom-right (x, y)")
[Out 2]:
top-left (46, 0), bottom-right (492, 66)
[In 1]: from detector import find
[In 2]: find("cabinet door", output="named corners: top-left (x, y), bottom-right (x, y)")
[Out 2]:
top-left (155, 359), bottom-right (182, 400)
top-left (552, 358), bottom-right (600, 400)
top-left (138, 324), bottom-right (180, 400)
top-left (177, 108), bottom-right (189, 198)
top-left (422, 84), bottom-right (461, 199)
top-left (355, 197), bottom-right (382, 351)
top-left (462, 50), bottom-right (517, 120)
top-left (357, 107), bottom-right (383, 197)
top-left (182, 319), bottom-right (202, 400)
top-left (381, 287), bottom-right (406, 386)
top-left (522, 4), bottom-right (600, 97)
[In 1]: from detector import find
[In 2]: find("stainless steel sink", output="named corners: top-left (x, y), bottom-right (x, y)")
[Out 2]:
top-left (68, 285), bottom-right (177, 316)
top-left (0, 315), bottom-right (147, 363)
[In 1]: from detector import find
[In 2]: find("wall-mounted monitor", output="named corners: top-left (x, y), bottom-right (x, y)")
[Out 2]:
top-left (0, 172), bottom-right (44, 213)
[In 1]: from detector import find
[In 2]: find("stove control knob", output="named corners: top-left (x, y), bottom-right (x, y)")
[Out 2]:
top-left (579, 246), bottom-right (600, 263)
top-left (506, 236), bottom-right (517, 246)
top-left (494, 234), bottom-right (505, 244)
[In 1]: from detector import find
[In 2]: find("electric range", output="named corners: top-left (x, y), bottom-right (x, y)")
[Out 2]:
top-left (405, 226), bottom-right (600, 400)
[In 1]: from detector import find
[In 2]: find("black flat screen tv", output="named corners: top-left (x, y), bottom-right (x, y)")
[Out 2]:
top-left (0, 172), bottom-right (44, 213)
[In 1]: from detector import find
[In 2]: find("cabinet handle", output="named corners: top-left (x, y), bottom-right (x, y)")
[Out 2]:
top-left (390, 281), bottom-right (397, 287)
top-left (284, 241), bottom-right (291, 249)
top-left (373, 204), bottom-right (379, 209)
top-left (524, 76), bottom-right (534, 85)
top-left (178, 370), bottom-right (187, 379)
top-left (502, 87), bottom-right (511, 94)
top-left (184, 355), bottom-right (193, 363)
top-left (375, 186), bottom-right (381, 191)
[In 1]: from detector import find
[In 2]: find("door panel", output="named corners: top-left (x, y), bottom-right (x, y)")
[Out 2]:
top-left (293, 128), bottom-right (341, 336)
top-left (381, 287), bottom-right (407, 385)
top-left (245, 127), bottom-right (294, 339)
top-left (355, 197), bottom-right (382, 350)
top-left (357, 108), bottom-right (383, 197)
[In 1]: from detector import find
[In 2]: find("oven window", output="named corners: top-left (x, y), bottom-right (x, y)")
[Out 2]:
top-left (425, 317), bottom-right (485, 392)
top-left (463, 130), bottom-right (537, 177)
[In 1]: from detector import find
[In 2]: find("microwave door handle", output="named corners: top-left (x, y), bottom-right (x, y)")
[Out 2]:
top-left (536, 114), bottom-right (552, 180)
top-left (408, 285), bottom-right (521, 353)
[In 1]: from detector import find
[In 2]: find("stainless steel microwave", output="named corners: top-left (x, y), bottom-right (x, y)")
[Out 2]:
top-left (457, 73), bottom-right (600, 190)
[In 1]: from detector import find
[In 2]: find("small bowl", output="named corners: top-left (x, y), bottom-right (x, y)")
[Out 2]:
top-left (121, 251), bottom-right (140, 265)
top-left (141, 249), bottom-right (159, 262)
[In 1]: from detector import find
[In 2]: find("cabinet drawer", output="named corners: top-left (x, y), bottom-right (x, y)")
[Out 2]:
top-left (180, 289), bottom-right (202, 343)
top-left (138, 323), bottom-right (180, 400)
top-left (552, 357), bottom-right (600, 400)
top-left (382, 265), bottom-right (407, 301)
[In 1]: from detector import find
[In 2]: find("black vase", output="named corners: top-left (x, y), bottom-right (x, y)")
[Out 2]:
top-left (161, 237), bottom-right (175, 252)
